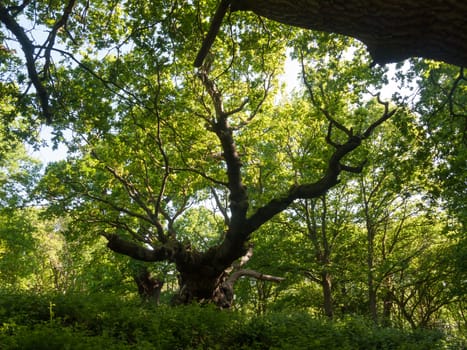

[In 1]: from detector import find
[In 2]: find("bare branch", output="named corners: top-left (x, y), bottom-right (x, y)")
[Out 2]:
top-left (341, 162), bottom-right (366, 173)
top-left (81, 189), bottom-right (152, 225)
top-left (171, 166), bottom-right (228, 187)
top-left (232, 244), bottom-right (254, 269)
top-left (153, 66), bottom-right (171, 227)
top-left (7, 0), bottom-right (33, 16)
top-left (197, 69), bottom-right (224, 117)
top-left (49, 47), bottom-right (143, 106)
top-left (325, 123), bottom-right (340, 148)
top-left (87, 216), bottom-right (152, 244)
top-left (245, 133), bottom-right (363, 234)
top-left (226, 269), bottom-right (285, 286)
top-left (300, 50), bottom-right (352, 137)
top-left (237, 70), bottom-right (275, 128)
top-left (224, 98), bottom-right (249, 117)
top-left (304, 270), bottom-right (321, 284)
top-left (87, 149), bottom-right (167, 243)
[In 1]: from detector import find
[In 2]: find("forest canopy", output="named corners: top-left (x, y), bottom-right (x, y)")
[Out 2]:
top-left (0, 1), bottom-right (466, 348)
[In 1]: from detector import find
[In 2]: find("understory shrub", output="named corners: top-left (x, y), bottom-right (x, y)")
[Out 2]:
top-left (0, 292), bottom-right (463, 349)
top-left (233, 313), bottom-right (449, 350)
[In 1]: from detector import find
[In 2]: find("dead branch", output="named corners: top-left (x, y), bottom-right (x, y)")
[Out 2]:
top-left (226, 269), bottom-right (285, 286)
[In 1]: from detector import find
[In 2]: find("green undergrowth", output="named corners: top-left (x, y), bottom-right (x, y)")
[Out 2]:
top-left (0, 292), bottom-right (464, 349)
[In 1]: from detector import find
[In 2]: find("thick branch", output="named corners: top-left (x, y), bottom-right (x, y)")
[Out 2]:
top-left (197, 70), bottom-right (249, 227)
top-left (225, 269), bottom-right (285, 286)
top-left (194, 0), bottom-right (231, 67)
top-left (196, 69), bottom-right (253, 268)
top-left (104, 233), bottom-right (180, 262)
top-left (245, 134), bottom-right (361, 234)
top-left (213, 266), bottom-right (284, 308)
top-left (232, 244), bottom-right (254, 269)
top-left (197, 0), bottom-right (467, 67)
top-left (0, 5), bottom-right (51, 122)
top-left (245, 97), bottom-right (395, 234)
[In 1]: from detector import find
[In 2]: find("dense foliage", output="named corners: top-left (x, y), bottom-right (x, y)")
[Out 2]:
top-left (0, 293), bottom-right (459, 350)
top-left (0, 0), bottom-right (466, 348)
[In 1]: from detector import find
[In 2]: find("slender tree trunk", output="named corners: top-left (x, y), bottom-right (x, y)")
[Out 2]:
top-left (382, 289), bottom-right (393, 327)
top-left (255, 280), bottom-right (272, 315)
top-left (362, 179), bottom-right (378, 323)
top-left (367, 229), bottom-right (378, 322)
top-left (304, 198), bottom-right (335, 319)
top-left (368, 284), bottom-right (378, 322)
top-left (321, 270), bottom-right (333, 318)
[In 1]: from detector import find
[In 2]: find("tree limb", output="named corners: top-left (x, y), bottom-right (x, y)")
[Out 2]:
top-left (216, 0), bottom-right (467, 67)
top-left (225, 269), bottom-right (285, 286)
top-left (244, 133), bottom-right (361, 234)
top-left (0, 4), bottom-right (51, 122)
top-left (232, 244), bottom-right (254, 269)
top-left (104, 233), bottom-right (181, 262)
top-left (245, 96), bottom-right (395, 234)
top-left (210, 187), bottom-right (230, 226)
top-left (194, 0), bottom-right (231, 67)
top-left (448, 67), bottom-right (466, 119)
top-left (197, 70), bottom-right (249, 229)
top-left (195, 0), bottom-right (467, 67)
top-left (42, 0), bottom-right (76, 79)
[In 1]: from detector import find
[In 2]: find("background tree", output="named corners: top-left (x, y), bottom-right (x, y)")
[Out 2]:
top-left (0, 136), bottom-right (40, 288)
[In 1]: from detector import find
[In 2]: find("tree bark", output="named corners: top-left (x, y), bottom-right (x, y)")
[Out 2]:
top-left (198, 0), bottom-right (467, 67)
top-left (321, 270), bottom-right (333, 318)
top-left (133, 267), bottom-right (164, 304)
top-left (234, 0), bottom-right (467, 67)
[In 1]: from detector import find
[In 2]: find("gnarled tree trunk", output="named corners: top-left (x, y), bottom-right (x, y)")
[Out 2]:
top-left (103, 46), bottom-right (397, 307)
